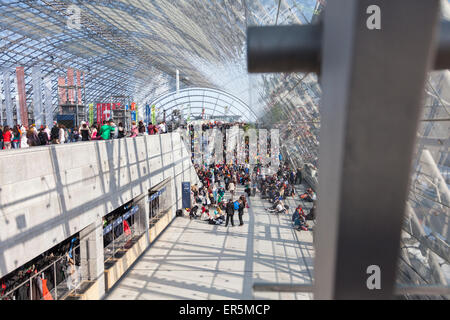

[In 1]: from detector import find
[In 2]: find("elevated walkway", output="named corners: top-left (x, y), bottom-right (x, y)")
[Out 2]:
top-left (105, 185), bottom-right (314, 300)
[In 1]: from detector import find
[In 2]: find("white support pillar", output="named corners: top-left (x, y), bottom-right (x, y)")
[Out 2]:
top-left (80, 217), bottom-right (105, 298)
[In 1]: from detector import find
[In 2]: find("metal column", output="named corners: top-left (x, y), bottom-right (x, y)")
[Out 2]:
top-left (248, 0), bottom-right (446, 299)
top-left (314, 0), bottom-right (440, 299)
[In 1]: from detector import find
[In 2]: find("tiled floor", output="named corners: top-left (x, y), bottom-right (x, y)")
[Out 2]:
top-left (105, 184), bottom-right (315, 300)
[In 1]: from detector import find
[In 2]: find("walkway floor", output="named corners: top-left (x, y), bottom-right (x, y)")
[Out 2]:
top-left (105, 184), bottom-right (315, 300)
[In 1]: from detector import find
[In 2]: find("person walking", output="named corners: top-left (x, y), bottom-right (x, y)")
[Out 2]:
top-left (296, 168), bottom-right (302, 185)
top-left (130, 121), bottom-right (138, 137)
top-left (99, 120), bottom-right (112, 140)
top-left (44, 125), bottom-right (51, 141)
top-left (110, 120), bottom-right (118, 139)
top-left (90, 125), bottom-right (98, 140)
top-left (27, 126), bottom-right (40, 147)
top-left (50, 122), bottom-right (60, 144)
top-left (80, 123), bottom-right (91, 141)
top-left (2, 126), bottom-right (12, 150)
top-left (72, 126), bottom-right (80, 142)
top-left (228, 180), bottom-right (235, 198)
top-left (225, 199), bottom-right (235, 227)
top-left (20, 127), bottom-right (29, 148)
top-left (38, 126), bottom-right (49, 146)
top-left (237, 199), bottom-right (244, 226)
top-left (138, 120), bottom-right (145, 135)
top-left (58, 124), bottom-right (66, 144)
top-left (117, 122), bottom-right (125, 138)
top-left (12, 125), bottom-right (21, 148)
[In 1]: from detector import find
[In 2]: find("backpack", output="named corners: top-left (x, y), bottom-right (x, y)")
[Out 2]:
top-left (234, 201), bottom-right (239, 210)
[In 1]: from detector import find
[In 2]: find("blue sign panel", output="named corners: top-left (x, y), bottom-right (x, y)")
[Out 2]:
top-left (145, 104), bottom-right (150, 124)
top-left (182, 182), bottom-right (191, 209)
top-left (103, 205), bottom-right (139, 235)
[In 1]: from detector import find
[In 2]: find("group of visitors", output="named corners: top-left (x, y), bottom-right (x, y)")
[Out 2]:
top-left (258, 164), bottom-right (300, 214)
top-left (291, 203), bottom-right (315, 231)
top-left (257, 162), bottom-right (316, 232)
top-left (0, 124), bottom-right (52, 149)
top-left (187, 163), bottom-right (250, 227)
top-left (0, 119), bottom-right (170, 150)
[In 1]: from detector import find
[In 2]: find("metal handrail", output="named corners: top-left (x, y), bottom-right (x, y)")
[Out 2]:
top-left (1, 244), bottom-right (81, 300)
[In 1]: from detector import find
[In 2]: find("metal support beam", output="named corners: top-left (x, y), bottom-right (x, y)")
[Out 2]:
top-left (313, 0), bottom-right (441, 300)
top-left (247, 24), bottom-right (322, 73)
top-left (435, 20), bottom-right (450, 70)
top-left (248, 21), bottom-right (450, 73)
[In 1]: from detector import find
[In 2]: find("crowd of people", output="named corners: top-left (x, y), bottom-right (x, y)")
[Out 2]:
top-left (185, 159), bottom-right (316, 233)
top-left (0, 120), bottom-right (170, 150)
top-left (187, 163), bottom-right (250, 227)
top-left (179, 119), bottom-right (317, 232)
top-left (258, 163), bottom-right (316, 231)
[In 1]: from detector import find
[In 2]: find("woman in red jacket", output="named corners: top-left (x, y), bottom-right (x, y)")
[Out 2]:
top-left (3, 126), bottom-right (12, 149)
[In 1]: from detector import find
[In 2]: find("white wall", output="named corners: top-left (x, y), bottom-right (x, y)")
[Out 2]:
top-left (0, 132), bottom-right (199, 278)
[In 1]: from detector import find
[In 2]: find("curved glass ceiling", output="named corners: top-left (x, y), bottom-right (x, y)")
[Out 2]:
top-left (0, 0), bottom-right (321, 119)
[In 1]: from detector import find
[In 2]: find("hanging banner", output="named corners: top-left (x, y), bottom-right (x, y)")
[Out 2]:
top-left (16, 67), bottom-right (28, 127)
top-left (32, 66), bottom-right (43, 127)
top-left (44, 76), bottom-right (53, 128)
top-left (151, 105), bottom-right (156, 125)
top-left (145, 104), bottom-right (150, 124)
top-left (100, 103), bottom-right (106, 123)
top-left (130, 103), bottom-right (136, 122)
top-left (95, 103), bottom-right (99, 124)
top-left (3, 70), bottom-right (13, 126)
top-left (135, 104), bottom-right (139, 122)
top-left (98, 103), bottom-right (104, 124)
top-left (105, 103), bottom-right (111, 122)
top-left (89, 103), bottom-right (94, 125)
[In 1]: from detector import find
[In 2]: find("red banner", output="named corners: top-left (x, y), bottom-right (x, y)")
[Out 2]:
top-left (97, 103), bottom-right (101, 124)
top-left (16, 67), bottom-right (28, 127)
top-left (105, 103), bottom-right (111, 122)
top-left (101, 104), bottom-right (105, 124)
top-left (67, 68), bottom-right (74, 104)
top-left (99, 103), bottom-right (111, 123)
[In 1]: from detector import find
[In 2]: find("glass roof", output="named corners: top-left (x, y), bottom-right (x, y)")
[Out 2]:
top-left (0, 0), bottom-right (321, 119)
